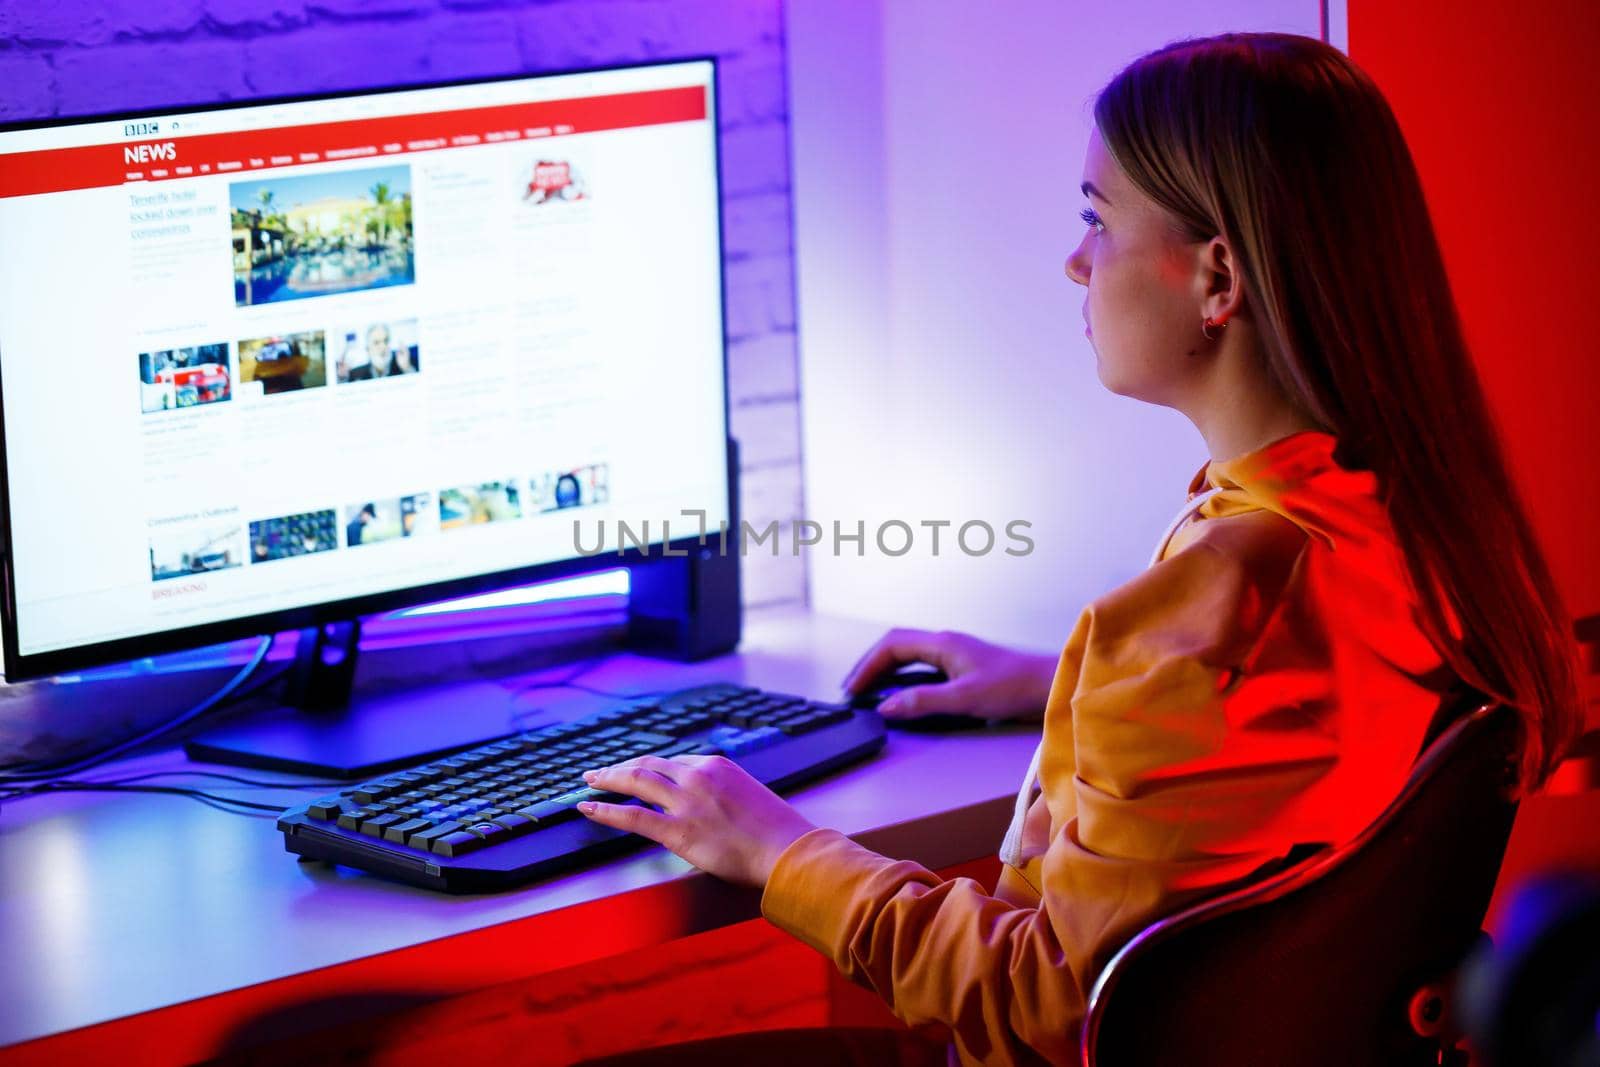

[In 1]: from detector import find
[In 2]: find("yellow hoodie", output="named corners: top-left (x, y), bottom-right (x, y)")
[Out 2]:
top-left (760, 430), bottom-right (1460, 1066)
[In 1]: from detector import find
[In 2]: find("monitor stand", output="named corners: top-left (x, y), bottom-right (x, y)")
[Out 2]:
top-left (183, 439), bottom-right (743, 779)
top-left (182, 621), bottom-right (543, 780)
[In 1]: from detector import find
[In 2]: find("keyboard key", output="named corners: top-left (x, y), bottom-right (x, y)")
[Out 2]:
top-left (654, 740), bottom-right (708, 758)
top-left (307, 797), bottom-right (343, 821)
top-left (359, 813), bottom-right (404, 837)
top-left (384, 817), bottom-right (435, 844)
top-left (517, 787), bottom-right (616, 825)
top-left (519, 798), bottom-right (581, 826)
top-left (433, 832), bottom-right (486, 857)
top-left (775, 714), bottom-right (822, 735)
top-left (622, 731), bottom-right (676, 748)
top-left (406, 821), bottom-right (465, 850)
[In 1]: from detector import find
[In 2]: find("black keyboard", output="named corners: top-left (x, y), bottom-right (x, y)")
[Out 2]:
top-left (276, 683), bottom-right (886, 892)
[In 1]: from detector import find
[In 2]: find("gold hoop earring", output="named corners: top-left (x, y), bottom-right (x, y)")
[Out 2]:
top-left (1201, 316), bottom-right (1228, 341)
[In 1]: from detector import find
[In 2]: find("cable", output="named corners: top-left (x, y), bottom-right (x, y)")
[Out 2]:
top-left (87, 769), bottom-right (347, 790)
top-left (0, 634), bottom-right (276, 784)
top-left (510, 652), bottom-right (675, 705)
top-left (555, 680), bottom-right (676, 700)
top-left (1, 645), bottom-right (669, 816)
top-left (0, 779), bottom-right (290, 817)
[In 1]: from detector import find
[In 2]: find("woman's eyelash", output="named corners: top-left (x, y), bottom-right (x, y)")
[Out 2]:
top-left (1079, 207), bottom-right (1103, 230)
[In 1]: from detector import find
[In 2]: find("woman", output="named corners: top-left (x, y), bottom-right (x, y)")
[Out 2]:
top-left (577, 31), bottom-right (1583, 1065)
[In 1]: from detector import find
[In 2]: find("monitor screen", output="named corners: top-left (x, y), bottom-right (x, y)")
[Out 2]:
top-left (0, 59), bottom-right (730, 680)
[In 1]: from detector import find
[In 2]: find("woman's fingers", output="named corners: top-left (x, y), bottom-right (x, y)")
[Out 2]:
top-left (578, 799), bottom-right (675, 844)
top-left (879, 676), bottom-right (978, 718)
top-left (617, 754), bottom-right (690, 783)
top-left (841, 628), bottom-right (945, 693)
top-left (583, 759), bottom-right (680, 808)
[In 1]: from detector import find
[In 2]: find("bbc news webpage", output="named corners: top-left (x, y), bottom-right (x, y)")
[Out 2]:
top-left (0, 63), bottom-right (729, 660)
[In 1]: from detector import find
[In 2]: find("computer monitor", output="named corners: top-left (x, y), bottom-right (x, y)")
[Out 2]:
top-left (0, 59), bottom-right (738, 774)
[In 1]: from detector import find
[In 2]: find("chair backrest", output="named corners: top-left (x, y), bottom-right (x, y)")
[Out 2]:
top-left (1081, 701), bottom-right (1522, 1067)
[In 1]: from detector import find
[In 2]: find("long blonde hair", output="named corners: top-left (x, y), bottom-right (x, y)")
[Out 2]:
top-left (1095, 32), bottom-right (1582, 788)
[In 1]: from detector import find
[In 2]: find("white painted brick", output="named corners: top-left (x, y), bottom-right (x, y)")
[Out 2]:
top-left (723, 192), bottom-right (792, 261)
top-left (202, 0), bottom-right (310, 31)
top-left (2, 0), bottom-right (204, 46)
top-left (719, 122), bottom-right (790, 197)
top-left (738, 463), bottom-right (804, 529)
top-left (664, 1), bottom-right (778, 56)
top-left (0, 53), bottom-right (55, 119)
top-left (421, 13), bottom-right (524, 78)
top-left (239, 23), bottom-right (432, 94)
top-left (731, 397), bottom-right (801, 468)
top-left (725, 253), bottom-right (793, 338)
top-left (305, 0), bottom-right (430, 18)
top-left (728, 331), bottom-right (797, 404)
top-left (718, 55), bottom-right (787, 127)
top-left (514, 3), bottom-right (675, 70)
top-left (54, 41), bottom-right (252, 112)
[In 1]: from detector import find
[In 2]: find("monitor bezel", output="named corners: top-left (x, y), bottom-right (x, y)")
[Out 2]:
top-left (0, 56), bottom-right (733, 682)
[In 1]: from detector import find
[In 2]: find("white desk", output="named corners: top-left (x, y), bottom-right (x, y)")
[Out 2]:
top-left (0, 608), bottom-right (1041, 1062)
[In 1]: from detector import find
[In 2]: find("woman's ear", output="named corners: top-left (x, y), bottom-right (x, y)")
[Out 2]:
top-left (1199, 235), bottom-right (1246, 324)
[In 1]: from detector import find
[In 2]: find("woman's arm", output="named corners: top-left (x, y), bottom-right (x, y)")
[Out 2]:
top-left (761, 534), bottom-right (1332, 1065)
top-left (585, 520), bottom-right (1334, 1065)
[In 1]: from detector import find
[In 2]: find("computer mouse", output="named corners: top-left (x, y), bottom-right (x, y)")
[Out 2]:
top-left (849, 665), bottom-right (988, 732)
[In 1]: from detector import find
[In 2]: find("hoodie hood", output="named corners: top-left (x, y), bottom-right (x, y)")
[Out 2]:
top-left (1188, 429), bottom-right (1391, 557)
top-left (1182, 429), bottom-right (1475, 690)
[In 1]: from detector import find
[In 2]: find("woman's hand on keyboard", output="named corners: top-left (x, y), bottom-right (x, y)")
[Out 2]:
top-left (842, 628), bottom-right (1056, 723)
top-left (578, 754), bottom-right (816, 888)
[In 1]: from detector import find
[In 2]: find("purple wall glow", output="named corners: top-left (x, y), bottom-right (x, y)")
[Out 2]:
top-left (0, 0), bottom-right (807, 608)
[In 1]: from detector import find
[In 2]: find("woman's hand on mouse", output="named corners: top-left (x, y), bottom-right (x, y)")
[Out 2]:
top-left (577, 754), bottom-right (815, 888)
top-left (842, 628), bottom-right (1056, 723)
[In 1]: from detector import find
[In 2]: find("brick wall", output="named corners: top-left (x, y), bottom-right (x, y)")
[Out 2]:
top-left (0, 0), bottom-right (807, 609)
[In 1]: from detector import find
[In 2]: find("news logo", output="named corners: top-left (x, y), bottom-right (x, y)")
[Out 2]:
top-left (124, 142), bottom-right (176, 166)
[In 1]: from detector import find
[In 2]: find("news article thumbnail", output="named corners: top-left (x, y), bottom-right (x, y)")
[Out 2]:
top-left (139, 344), bottom-right (231, 413)
top-left (249, 509), bottom-right (338, 563)
top-left (528, 462), bottom-right (610, 513)
top-left (334, 318), bottom-right (420, 384)
top-left (230, 164), bottom-right (415, 307)
top-left (344, 493), bottom-right (435, 546)
top-left (520, 159), bottom-right (588, 205)
top-left (440, 481), bottom-right (522, 530)
top-left (149, 522), bottom-right (245, 582)
top-left (238, 331), bottom-right (327, 395)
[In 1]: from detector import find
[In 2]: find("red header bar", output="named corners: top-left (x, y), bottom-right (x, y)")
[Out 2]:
top-left (0, 85), bottom-right (706, 200)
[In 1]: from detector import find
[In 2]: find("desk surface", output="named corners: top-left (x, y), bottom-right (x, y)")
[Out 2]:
top-left (0, 608), bottom-right (1042, 1050)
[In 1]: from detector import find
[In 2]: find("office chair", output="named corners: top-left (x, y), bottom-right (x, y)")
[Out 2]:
top-left (1080, 700), bottom-right (1522, 1067)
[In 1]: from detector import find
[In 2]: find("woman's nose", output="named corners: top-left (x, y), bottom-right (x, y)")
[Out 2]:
top-left (1064, 241), bottom-right (1090, 287)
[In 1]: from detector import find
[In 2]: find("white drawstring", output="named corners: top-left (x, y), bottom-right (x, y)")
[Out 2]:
top-left (998, 486), bottom-right (1225, 868)
top-left (997, 736), bottom-right (1045, 867)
